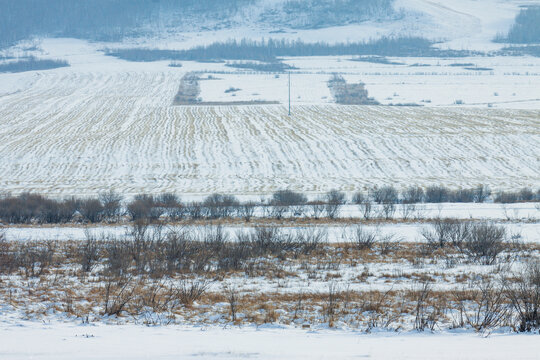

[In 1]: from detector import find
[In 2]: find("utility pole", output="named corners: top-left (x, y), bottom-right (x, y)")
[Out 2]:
top-left (288, 71), bottom-right (291, 116)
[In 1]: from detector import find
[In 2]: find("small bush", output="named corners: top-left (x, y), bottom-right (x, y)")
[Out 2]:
top-left (325, 189), bottom-right (346, 219)
top-left (371, 186), bottom-right (399, 204)
top-left (271, 190), bottom-right (307, 206)
top-left (202, 193), bottom-right (240, 219)
top-left (463, 222), bottom-right (506, 265)
top-left (506, 261), bottom-right (540, 332)
top-left (402, 186), bottom-right (424, 204)
top-left (425, 185), bottom-right (449, 203)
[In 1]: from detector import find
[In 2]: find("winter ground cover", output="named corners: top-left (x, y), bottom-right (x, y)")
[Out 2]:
top-left (1, 321), bottom-right (539, 360)
top-left (1, 1), bottom-right (539, 356)
top-left (1, 217), bottom-right (539, 360)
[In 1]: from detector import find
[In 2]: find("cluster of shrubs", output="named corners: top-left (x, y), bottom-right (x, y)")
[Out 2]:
top-left (0, 222), bottom-right (539, 332)
top-left (494, 188), bottom-right (540, 203)
top-left (0, 185), bottom-right (538, 224)
top-left (0, 224), bottom-right (326, 278)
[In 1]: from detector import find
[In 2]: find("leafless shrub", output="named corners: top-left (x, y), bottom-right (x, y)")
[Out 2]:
top-left (380, 202), bottom-right (396, 220)
top-left (202, 193), bottom-right (239, 219)
top-left (79, 197), bottom-right (104, 223)
top-left (352, 192), bottom-right (366, 205)
top-left (402, 186), bottom-right (424, 204)
top-left (324, 282), bottom-right (340, 326)
top-left (0, 231), bottom-right (15, 273)
top-left (161, 230), bottom-right (196, 272)
top-left (459, 279), bottom-right (509, 333)
top-left (360, 289), bottom-right (399, 331)
top-left (307, 200), bottom-right (326, 219)
top-left (127, 194), bottom-right (163, 221)
top-left (79, 231), bottom-right (101, 272)
top-left (105, 239), bottom-right (131, 275)
top-left (421, 218), bottom-right (470, 249)
top-left (412, 281), bottom-right (439, 331)
top-left (174, 278), bottom-right (211, 307)
top-left (399, 202), bottom-right (416, 220)
top-left (357, 200), bottom-right (373, 220)
top-left (0, 193), bottom-right (75, 224)
top-left (201, 225), bottom-right (229, 252)
top-left (463, 222), bottom-right (506, 265)
top-left (425, 185), bottom-right (449, 203)
top-left (506, 261), bottom-right (540, 332)
top-left (239, 201), bottom-right (256, 222)
top-left (271, 190), bottom-right (306, 218)
top-left (377, 234), bottom-right (401, 255)
top-left (102, 275), bottom-right (138, 316)
top-left (225, 286), bottom-right (240, 322)
top-left (449, 188), bottom-right (476, 203)
top-left (157, 193), bottom-right (183, 220)
top-left (474, 185), bottom-right (491, 203)
top-left (350, 225), bottom-right (378, 250)
top-left (325, 189), bottom-right (345, 219)
top-left (371, 186), bottom-right (399, 204)
top-left (494, 187), bottom-right (536, 203)
top-left (16, 240), bottom-right (57, 277)
top-left (293, 228), bottom-right (327, 255)
top-left (99, 191), bottom-right (123, 221)
top-left (135, 281), bottom-right (175, 321)
top-left (185, 202), bottom-right (203, 219)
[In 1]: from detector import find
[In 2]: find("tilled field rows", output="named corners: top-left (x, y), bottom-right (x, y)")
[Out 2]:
top-left (0, 70), bottom-right (538, 196)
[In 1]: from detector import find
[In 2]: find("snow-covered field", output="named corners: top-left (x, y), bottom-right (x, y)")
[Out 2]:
top-left (1, 1), bottom-right (540, 357)
top-left (0, 41), bottom-right (539, 197)
top-left (1, 321), bottom-right (539, 360)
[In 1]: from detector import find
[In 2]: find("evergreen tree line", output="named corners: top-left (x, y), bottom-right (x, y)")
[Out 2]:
top-left (497, 6), bottom-right (540, 44)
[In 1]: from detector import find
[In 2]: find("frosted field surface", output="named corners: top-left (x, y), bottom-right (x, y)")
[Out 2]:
top-left (1, 322), bottom-right (539, 360)
top-left (1, 90), bottom-right (538, 196)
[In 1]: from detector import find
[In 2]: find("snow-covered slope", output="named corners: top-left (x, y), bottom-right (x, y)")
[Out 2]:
top-left (0, 46), bottom-right (538, 197)
top-left (117, 0), bottom-right (531, 52)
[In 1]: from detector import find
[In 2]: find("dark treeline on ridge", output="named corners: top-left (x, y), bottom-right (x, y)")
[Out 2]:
top-left (0, 0), bottom-right (396, 49)
top-left (0, 0), bottom-right (255, 48)
top-left (106, 37), bottom-right (475, 62)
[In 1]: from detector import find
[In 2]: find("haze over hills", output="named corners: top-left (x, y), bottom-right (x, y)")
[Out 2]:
top-left (0, 0), bottom-right (538, 52)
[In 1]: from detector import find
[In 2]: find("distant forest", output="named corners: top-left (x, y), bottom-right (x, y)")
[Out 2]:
top-left (263, 0), bottom-right (396, 29)
top-left (0, 0), bottom-right (256, 48)
top-left (107, 37), bottom-right (475, 63)
top-left (498, 6), bottom-right (540, 44)
top-left (0, 0), bottom-right (396, 49)
top-left (0, 57), bottom-right (69, 73)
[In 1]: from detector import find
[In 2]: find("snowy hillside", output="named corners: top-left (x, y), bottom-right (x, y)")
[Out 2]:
top-left (0, 0), bottom-right (537, 51)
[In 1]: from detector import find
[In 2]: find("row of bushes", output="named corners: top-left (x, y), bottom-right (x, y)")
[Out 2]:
top-left (0, 223), bottom-right (538, 331)
top-left (0, 186), bottom-right (538, 224)
top-left (0, 224), bottom-right (327, 277)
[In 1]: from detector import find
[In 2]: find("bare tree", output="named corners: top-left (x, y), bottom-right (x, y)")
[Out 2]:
top-left (325, 189), bottom-right (346, 219)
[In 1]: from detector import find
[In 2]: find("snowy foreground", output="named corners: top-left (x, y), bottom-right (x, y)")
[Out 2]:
top-left (1, 322), bottom-right (539, 360)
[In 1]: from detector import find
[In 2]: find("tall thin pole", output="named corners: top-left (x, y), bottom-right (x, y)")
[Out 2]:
top-left (288, 71), bottom-right (291, 116)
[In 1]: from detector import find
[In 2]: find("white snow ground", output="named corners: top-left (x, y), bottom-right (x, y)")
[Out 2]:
top-left (1, 321), bottom-right (539, 360)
